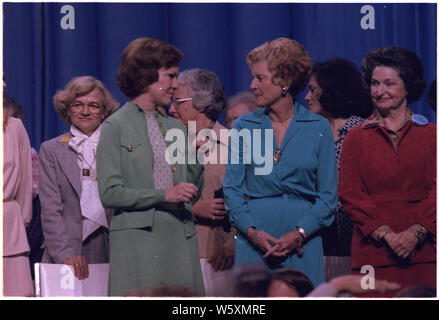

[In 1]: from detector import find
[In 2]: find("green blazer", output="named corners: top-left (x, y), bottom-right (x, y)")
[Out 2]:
top-left (97, 102), bottom-right (204, 234)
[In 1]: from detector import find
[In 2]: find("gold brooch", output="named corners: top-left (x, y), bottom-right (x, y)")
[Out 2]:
top-left (60, 137), bottom-right (70, 143)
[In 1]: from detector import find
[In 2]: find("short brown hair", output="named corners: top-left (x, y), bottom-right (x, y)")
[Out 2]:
top-left (53, 76), bottom-right (119, 125)
top-left (361, 46), bottom-right (427, 104)
top-left (247, 38), bottom-right (312, 98)
top-left (117, 37), bottom-right (183, 99)
top-left (271, 268), bottom-right (314, 297)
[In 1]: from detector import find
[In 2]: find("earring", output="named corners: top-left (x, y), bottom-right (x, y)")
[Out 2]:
top-left (281, 87), bottom-right (288, 96)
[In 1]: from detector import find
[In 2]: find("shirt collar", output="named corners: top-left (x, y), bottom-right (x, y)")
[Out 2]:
top-left (362, 108), bottom-right (414, 131)
top-left (240, 101), bottom-right (321, 124)
top-left (128, 101), bottom-right (169, 118)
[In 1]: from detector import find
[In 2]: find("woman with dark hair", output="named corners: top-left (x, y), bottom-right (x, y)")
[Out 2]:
top-left (97, 38), bottom-right (205, 296)
top-left (223, 38), bottom-right (337, 287)
top-left (39, 76), bottom-right (118, 279)
top-left (339, 46), bottom-right (436, 297)
top-left (304, 58), bottom-right (373, 281)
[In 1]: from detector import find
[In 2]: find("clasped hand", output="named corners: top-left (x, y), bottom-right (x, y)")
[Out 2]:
top-left (247, 228), bottom-right (302, 258)
top-left (383, 231), bottom-right (419, 260)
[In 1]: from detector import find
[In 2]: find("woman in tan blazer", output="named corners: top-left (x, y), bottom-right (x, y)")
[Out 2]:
top-left (169, 68), bottom-right (236, 296)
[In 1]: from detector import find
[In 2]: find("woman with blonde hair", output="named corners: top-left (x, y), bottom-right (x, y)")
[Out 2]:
top-left (223, 38), bottom-right (337, 287)
top-left (39, 76), bottom-right (118, 280)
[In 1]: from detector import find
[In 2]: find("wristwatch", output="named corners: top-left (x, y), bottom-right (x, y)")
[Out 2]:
top-left (296, 227), bottom-right (307, 240)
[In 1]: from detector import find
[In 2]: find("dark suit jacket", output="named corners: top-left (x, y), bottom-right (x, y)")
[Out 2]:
top-left (39, 132), bottom-right (111, 264)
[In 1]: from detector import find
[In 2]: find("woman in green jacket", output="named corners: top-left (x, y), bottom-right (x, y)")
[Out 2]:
top-left (97, 37), bottom-right (204, 296)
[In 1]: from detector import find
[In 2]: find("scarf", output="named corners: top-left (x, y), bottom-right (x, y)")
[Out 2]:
top-left (68, 125), bottom-right (108, 241)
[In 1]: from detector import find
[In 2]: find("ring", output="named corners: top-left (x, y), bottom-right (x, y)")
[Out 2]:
top-left (212, 216), bottom-right (215, 221)
top-left (75, 264), bottom-right (80, 267)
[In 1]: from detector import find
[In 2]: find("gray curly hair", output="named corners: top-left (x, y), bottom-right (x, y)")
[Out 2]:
top-left (176, 68), bottom-right (226, 122)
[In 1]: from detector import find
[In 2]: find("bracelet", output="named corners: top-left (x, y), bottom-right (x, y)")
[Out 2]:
top-left (294, 229), bottom-right (304, 257)
top-left (408, 224), bottom-right (428, 244)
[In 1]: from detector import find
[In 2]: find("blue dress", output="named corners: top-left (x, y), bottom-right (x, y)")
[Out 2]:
top-left (223, 102), bottom-right (337, 286)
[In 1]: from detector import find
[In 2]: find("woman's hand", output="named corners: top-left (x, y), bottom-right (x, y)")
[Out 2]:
top-left (384, 231), bottom-right (419, 259)
top-left (192, 199), bottom-right (228, 221)
top-left (208, 247), bottom-right (235, 271)
top-left (270, 230), bottom-right (303, 257)
top-left (165, 183), bottom-right (198, 203)
top-left (246, 228), bottom-right (281, 258)
top-left (63, 256), bottom-right (89, 280)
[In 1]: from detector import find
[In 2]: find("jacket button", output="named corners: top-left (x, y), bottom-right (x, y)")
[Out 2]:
top-left (185, 233), bottom-right (191, 238)
top-left (183, 220), bottom-right (187, 224)
top-left (128, 144), bottom-right (133, 151)
top-left (172, 167), bottom-right (176, 172)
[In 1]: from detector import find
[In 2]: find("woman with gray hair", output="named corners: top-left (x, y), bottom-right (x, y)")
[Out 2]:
top-left (169, 68), bottom-right (236, 296)
top-left (225, 91), bottom-right (258, 129)
top-left (39, 76), bottom-right (118, 280)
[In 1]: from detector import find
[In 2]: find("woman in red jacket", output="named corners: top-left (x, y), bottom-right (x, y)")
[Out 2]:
top-left (339, 46), bottom-right (436, 297)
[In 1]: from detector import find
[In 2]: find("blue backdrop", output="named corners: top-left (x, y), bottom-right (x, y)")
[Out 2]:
top-left (3, 2), bottom-right (437, 150)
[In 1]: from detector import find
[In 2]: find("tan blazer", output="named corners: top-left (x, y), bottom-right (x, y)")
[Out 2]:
top-left (195, 122), bottom-right (236, 259)
top-left (39, 132), bottom-right (111, 264)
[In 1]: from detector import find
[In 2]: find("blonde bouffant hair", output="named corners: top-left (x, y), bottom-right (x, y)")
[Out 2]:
top-left (247, 38), bottom-right (312, 98)
top-left (53, 76), bottom-right (119, 125)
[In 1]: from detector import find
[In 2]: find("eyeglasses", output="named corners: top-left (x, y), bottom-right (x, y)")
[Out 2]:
top-left (171, 97), bottom-right (192, 108)
top-left (70, 101), bottom-right (102, 113)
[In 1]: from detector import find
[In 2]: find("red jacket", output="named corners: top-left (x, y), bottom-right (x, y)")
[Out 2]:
top-left (339, 118), bottom-right (436, 269)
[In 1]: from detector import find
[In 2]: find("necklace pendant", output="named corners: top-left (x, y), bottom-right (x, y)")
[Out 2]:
top-left (82, 168), bottom-right (90, 176)
top-left (274, 149), bottom-right (282, 164)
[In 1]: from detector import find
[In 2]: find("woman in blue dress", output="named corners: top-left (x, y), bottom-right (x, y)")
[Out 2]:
top-left (223, 38), bottom-right (337, 287)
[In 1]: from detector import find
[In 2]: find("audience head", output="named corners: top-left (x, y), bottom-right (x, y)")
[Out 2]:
top-left (362, 46), bottom-right (426, 107)
top-left (53, 76), bottom-right (118, 135)
top-left (117, 37), bottom-right (183, 100)
top-left (169, 68), bottom-right (226, 127)
top-left (267, 268), bottom-right (315, 297)
top-left (305, 58), bottom-right (373, 119)
top-left (224, 92), bottom-right (258, 129)
top-left (396, 285), bottom-right (436, 298)
top-left (233, 263), bottom-right (271, 297)
top-left (247, 37), bottom-right (312, 104)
